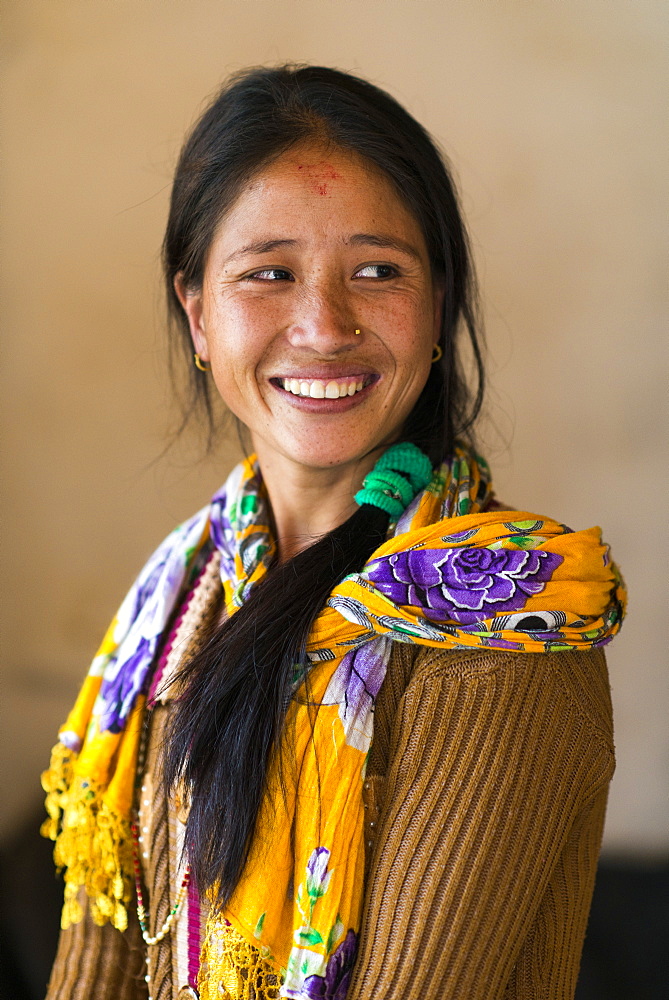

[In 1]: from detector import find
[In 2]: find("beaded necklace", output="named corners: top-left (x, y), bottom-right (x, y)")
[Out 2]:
top-left (133, 709), bottom-right (192, 1000)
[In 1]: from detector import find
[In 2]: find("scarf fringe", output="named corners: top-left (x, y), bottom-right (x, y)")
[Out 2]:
top-left (199, 917), bottom-right (281, 1000)
top-left (41, 741), bottom-right (133, 931)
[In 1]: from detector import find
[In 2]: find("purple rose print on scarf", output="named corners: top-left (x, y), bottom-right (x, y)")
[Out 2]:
top-left (323, 641), bottom-right (389, 752)
top-left (129, 555), bottom-right (168, 623)
top-left (367, 547), bottom-right (563, 626)
top-left (306, 847), bottom-right (333, 898)
top-left (94, 507), bottom-right (211, 735)
top-left (99, 635), bottom-right (155, 733)
top-left (209, 486), bottom-right (235, 580)
top-left (303, 930), bottom-right (358, 1000)
top-left (336, 644), bottom-right (387, 716)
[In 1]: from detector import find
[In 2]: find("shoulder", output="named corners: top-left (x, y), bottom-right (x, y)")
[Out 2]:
top-left (368, 642), bottom-right (616, 833)
top-left (373, 643), bottom-right (617, 817)
top-left (387, 642), bottom-right (614, 751)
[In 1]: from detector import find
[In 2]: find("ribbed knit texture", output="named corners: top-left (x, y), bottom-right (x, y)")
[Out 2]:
top-left (348, 645), bottom-right (613, 1000)
top-left (45, 887), bottom-right (147, 999)
top-left (46, 564), bottom-right (614, 1000)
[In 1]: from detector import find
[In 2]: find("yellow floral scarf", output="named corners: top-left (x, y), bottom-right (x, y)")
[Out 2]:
top-left (42, 446), bottom-right (625, 998)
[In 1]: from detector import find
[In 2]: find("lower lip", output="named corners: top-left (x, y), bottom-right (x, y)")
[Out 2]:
top-left (270, 378), bottom-right (377, 413)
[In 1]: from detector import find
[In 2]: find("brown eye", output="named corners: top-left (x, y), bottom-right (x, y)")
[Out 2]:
top-left (354, 264), bottom-right (397, 279)
top-left (247, 268), bottom-right (294, 281)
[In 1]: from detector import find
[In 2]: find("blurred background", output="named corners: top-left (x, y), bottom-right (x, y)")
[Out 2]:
top-left (1, 1), bottom-right (667, 997)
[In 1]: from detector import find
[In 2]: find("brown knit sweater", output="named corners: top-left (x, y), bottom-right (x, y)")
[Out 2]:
top-left (45, 563), bottom-right (614, 1000)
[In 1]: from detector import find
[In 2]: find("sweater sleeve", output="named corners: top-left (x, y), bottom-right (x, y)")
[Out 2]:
top-left (45, 889), bottom-right (148, 1000)
top-left (347, 648), bottom-right (614, 1000)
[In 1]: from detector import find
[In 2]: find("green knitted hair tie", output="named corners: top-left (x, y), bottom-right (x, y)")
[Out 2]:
top-left (365, 469), bottom-right (415, 508)
top-left (374, 442), bottom-right (433, 491)
top-left (355, 488), bottom-right (406, 518)
top-left (354, 442), bottom-right (433, 519)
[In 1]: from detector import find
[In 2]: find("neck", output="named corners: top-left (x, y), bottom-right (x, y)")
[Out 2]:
top-left (252, 445), bottom-right (380, 563)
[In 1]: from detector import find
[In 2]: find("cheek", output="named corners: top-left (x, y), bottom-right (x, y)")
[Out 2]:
top-left (381, 299), bottom-right (435, 360)
top-left (203, 305), bottom-right (274, 415)
top-left (208, 362), bottom-right (240, 414)
top-left (208, 343), bottom-right (257, 407)
top-left (203, 299), bottom-right (250, 364)
top-left (205, 292), bottom-right (282, 356)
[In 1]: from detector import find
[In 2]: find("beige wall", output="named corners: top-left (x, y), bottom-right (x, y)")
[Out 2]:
top-left (2, 0), bottom-right (667, 854)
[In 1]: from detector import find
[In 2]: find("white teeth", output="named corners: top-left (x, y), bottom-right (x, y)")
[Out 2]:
top-left (280, 377), bottom-right (369, 398)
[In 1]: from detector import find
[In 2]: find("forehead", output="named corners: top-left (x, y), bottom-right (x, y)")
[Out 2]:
top-left (213, 142), bottom-right (426, 249)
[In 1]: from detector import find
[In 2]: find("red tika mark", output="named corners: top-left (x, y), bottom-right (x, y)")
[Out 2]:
top-left (296, 160), bottom-right (342, 194)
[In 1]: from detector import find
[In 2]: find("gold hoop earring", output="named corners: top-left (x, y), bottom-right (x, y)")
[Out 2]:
top-left (354, 328), bottom-right (362, 336)
top-left (194, 353), bottom-right (210, 372)
top-left (431, 344), bottom-right (443, 363)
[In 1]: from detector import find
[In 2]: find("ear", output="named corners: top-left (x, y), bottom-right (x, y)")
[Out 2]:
top-left (174, 273), bottom-right (209, 361)
top-left (432, 278), bottom-right (446, 348)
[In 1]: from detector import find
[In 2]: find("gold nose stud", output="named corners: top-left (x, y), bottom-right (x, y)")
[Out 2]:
top-left (354, 328), bottom-right (362, 336)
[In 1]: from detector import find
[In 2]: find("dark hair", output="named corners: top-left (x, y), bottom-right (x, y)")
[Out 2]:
top-left (162, 64), bottom-right (484, 907)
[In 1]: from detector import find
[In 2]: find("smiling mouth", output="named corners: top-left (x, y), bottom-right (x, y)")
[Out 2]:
top-left (272, 375), bottom-right (376, 399)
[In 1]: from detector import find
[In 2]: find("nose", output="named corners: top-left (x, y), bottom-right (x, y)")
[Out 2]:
top-left (286, 279), bottom-right (359, 355)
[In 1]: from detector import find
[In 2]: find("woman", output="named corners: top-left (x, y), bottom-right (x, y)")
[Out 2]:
top-left (43, 65), bottom-right (625, 1000)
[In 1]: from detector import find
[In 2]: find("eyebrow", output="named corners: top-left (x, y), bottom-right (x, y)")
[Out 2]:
top-left (222, 232), bottom-right (423, 266)
top-left (346, 233), bottom-right (423, 261)
top-left (223, 238), bottom-right (299, 264)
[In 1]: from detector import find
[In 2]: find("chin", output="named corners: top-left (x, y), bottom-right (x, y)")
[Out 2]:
top-left (286, 443), bottom-right (378, 472)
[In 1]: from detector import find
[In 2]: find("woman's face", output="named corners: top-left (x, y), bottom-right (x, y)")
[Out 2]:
top-left (176, 143), bottom-right (442, 477)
